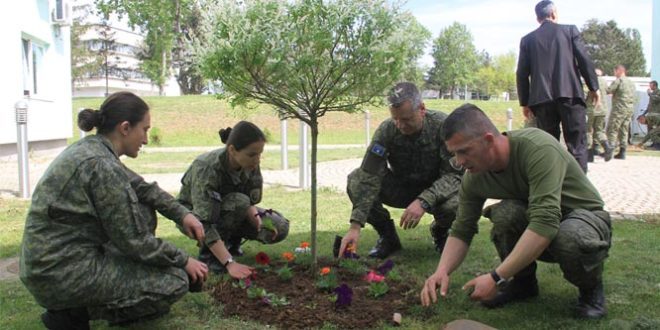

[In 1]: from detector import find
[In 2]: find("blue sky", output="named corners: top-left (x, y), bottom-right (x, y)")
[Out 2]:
top-left (403, 0), bottom-right (653, 71)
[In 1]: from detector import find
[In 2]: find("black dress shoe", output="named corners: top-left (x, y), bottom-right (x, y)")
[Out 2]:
top-left (481, 276), bottom-right (539, 308)
top-left (576, 282), bottom-right (607, 319)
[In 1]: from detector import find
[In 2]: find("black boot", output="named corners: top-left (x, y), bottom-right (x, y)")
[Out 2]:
top-left (614, 147), bottom-right (626, 159)
top-left (600, 140), bottom-right (614, 162)
top-left (431, 227), bottom-right (449, 253)
top-left (592, 145), bottom-right (601, 156)
top-left (41, 308), bottom-right (90, 330)
top-left (481, 270), bottom-right (539, 308)
top-left (198, 245), bottom-right (224, 274)
top-left (587, 148), bottom-right (594, 163)
top-left (226, 236), bottom-right (244, 257)
top-left (576, 281), bottom-right (607, 319)
top-left (368, 219), bottom-right (402, 259)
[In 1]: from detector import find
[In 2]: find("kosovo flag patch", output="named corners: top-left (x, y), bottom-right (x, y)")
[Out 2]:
top-left (370, 143), bottom-right (386, 157)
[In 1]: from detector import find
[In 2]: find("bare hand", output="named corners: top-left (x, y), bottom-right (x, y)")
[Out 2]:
top-left (462, 274), bottom-right (497, 301)
top-left (227, 262), bottom-right (254, 279)
top-left (638, 115), bottom-right (647, 125)
top-left (400, 199), bottom-right (425, 230)
top-left (420, 271), bottom-right (450, 307)
top-left (522, 106), bottom-right (532, 119)
top-left (185, 257), bottom-right (208, 284)
top-left (246, 206), bottom-right (262, 231)
top-left (182, 213), bottom-right (205, 245)
top-left (338, 224), bottom-right (361, 258)
top-left (588, 90), bottom-right (600, 107)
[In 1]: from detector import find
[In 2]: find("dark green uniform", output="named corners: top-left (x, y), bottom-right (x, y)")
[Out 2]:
top-left (347, 110), bottom-right (462, 241)
top-left (178, 148), bottom-right (289, 248)
top-left (641, 88), bottom-right (660, 145)
top-left (451, 128), bottom-right (611, 288)
top-left (20, 135), bottom-right (190, 324)
top-left (586, 77), bottom-right (609, 149)
top-left (606, 76), bottom-right (637, 148)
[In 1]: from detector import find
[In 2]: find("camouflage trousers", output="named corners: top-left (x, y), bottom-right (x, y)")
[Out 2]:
top-left (483, 200), bottom-right (611, 288)
top-left (641, 114), bottom-right (660, 144)
top-left (587, 114), bottom-right (607, 149)
top-left (607, 110), bottom-right (633, 149)
top-left (347, 169), bottom-right (458, 241)
top-left (74, 203), bottom-right (187, 324)
top-left (211, 192), bottom-right (289, 244)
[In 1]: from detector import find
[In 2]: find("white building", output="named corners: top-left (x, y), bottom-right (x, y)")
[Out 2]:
top-left (0, 0), bottom-right (73, 158)
top-left (71, 0), bottom-right (180, 97)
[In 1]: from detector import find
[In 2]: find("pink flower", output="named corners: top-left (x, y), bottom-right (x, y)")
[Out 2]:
top-left (363, 270), bottom-right (385, 283)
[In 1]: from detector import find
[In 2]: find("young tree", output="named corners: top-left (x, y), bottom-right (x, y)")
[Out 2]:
top-left (581, 19), bottom-right (647, 76)
top-left (426, 22), bottom-right (478, 98)
top-left (200, 0), bottom-right (429, 265)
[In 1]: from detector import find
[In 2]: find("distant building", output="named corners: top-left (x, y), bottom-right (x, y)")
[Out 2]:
top-left (71, 0), bottom-right (180, 97)
top-left (0, 0), bottom-right (73, 158)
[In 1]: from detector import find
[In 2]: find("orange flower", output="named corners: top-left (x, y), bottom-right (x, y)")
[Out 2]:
top-left (320, 267), bottom-right (331, 276)
top-left (300, 242), bottom-right (310, 249)
top-left (282, 252), bottom-right (295, 262)
top-left (346, 243), bottom-right (356, 253)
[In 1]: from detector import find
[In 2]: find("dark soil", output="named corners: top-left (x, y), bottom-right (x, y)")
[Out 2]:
top-left (210, 258), bottom-right (418, 329)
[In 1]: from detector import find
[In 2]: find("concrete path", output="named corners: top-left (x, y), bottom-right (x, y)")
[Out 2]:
top-left (1, 147), bottom-right (659, 217)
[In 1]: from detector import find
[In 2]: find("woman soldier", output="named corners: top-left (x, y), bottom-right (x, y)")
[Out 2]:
top-left (178, 121), bottom-right (289, 277)
top-left (20, 92), bottom-right (208, 329)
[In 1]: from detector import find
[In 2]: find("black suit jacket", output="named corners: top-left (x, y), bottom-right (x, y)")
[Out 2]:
top-left (516, 21), bottom-right (599, 107)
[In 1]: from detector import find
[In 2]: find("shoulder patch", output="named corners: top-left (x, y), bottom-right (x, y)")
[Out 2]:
top-left (370, 143), bottom-right (386, 157)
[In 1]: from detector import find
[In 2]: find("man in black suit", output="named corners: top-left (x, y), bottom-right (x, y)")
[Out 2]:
top-left (516, 0), bottom-right (603, 173)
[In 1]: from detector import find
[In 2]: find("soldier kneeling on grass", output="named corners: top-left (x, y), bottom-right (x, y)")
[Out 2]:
top-left (178, 121), bottom-right (290, 278)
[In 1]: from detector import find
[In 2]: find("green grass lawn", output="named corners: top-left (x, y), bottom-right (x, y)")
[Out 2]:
top-left (72, 96), bottom-right (522, 147)
top-left (1, 189), bottom-right (659, 329)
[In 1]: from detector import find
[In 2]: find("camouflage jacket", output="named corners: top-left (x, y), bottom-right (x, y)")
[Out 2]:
top-left (349, 110), bottom-right (463, 225)
top-left (20, 135), bottom-right (190, 304)
top-left (178, 148), bottom-right (263, 245)
top-left (647, 88), bottom-right (660, 116)
top-left (586, 77), bottom-right (609, 116)
top-left (607, 76), bottom-right (637, 114)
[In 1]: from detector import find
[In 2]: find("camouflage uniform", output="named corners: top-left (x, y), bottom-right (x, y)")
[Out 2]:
top-left (586, 77), bottom-right (609, 149)
top-left (606, 76), bottom-right (637, 148)
top-left (178, 148), bottom-right (289, 250)
top-left (347, 110), bottom-right (462, 242)
top-left (640, 88), bottom-right (660, 145)
top-left (20, 135), bottom-right (190, 324)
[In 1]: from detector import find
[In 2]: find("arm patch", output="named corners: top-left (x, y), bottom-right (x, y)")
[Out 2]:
top-left (360, 143), bottom-right (387, 174)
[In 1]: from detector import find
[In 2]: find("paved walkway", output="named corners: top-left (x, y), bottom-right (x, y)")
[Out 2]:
top-left (1, 147), bottom-right (659, 216)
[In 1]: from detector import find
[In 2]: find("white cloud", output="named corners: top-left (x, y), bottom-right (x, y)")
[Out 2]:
top-left (406, 0), bottom-right (653, 71)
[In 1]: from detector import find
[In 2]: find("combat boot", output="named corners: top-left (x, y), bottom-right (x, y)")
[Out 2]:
top-left (431, 227), bottom-right (449, 253)
top-left (600, 140), bottom-right (614, 162)
top-left (226, 236), bottom-right (244, 257)
top-left (41, 308), bottom-right (90, 330)
top-left (198, 245), bottom-right (224, 274)
top-left (481, 273), bottom-right (539, 308)
top-left (614, 147), bottom-right (626, 159)
top-left (576, 281), bottom-right (607, 319)
top-left (587, 148), bottom-right (594, 163)
top-left (368, 219), bottom-right (402, 259)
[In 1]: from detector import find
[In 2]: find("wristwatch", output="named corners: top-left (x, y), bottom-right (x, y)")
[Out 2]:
top-left (490, 270), bottom-right (508, 288)
top-left (417, 198), bottom-right (431, 212)
top-left (223, 257), bottom-right (234, 267)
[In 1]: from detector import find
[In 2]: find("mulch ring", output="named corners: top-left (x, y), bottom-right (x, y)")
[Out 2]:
top-left (209, 258), bottom-right (418, 329)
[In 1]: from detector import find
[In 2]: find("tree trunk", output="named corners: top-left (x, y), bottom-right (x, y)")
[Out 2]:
top-left (310, 118), bottom-right (319, 268)
top-left (159, 50), bottom-right (166, 96)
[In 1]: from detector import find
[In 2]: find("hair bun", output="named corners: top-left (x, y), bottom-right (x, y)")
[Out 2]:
top-left (219, 127), bottom-right (232, 144)
top-left (77, 109), bottom-right (101, 132)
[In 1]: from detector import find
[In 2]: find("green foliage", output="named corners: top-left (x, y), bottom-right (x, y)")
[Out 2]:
top-left (338, 258), bottom-right (368, 275)
top-left (315, 272), bottom-right (338, 292)
top-left (581, 19), bottom-right (647, 76)
top-left (70, 5), bottom-right (104, 87)
top-left (276, 265), bottom-right (293, 281)
top-left (427, 22), bottom-right (478, 96)
top-left (149, 127), bottom-right (163, 146)
top-left (475, 51), bottom-right (516, 98)
top-left (386, 269), bottom-right (402, 282)
top-left (246, 286), bottom-right (290, 307)
top-left (367, 281), bottom-right (389, 298)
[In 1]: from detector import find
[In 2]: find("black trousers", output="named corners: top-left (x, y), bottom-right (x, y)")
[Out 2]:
top-left (530, 98), bottom-right (588, 173)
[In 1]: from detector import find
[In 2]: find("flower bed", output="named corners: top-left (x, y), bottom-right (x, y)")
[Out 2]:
top-left (210, 244), bottom-right (417, 329)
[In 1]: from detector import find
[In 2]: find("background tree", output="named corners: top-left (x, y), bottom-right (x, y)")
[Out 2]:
top-left (426, 22), bottom-right (478, 98)
top-left (96, 0), bottom-right (207, 94)
top-left (71, 3), bottom-right (103, 89)
top-left (200, 0), bottom-right (430, 265)
top-left (581, 19), bottom-right (647, 76)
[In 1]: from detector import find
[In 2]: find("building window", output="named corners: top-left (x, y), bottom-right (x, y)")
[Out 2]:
top-left (22, 38), bottom-right (46, 96)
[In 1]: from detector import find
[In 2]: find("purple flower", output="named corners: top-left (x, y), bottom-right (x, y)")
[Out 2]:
top-left (261, 296), bottom-right (271, 305)
top-left (334, 284), bottom-right (353, 308)
top-left (376, 259), bottom-right (394, 275)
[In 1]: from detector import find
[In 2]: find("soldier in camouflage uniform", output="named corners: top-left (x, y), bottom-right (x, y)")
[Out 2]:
top-left (420, 104), bottom-right (611, 320)
top-left (178, 121), bottom-right (289, 275)
top-left (605, 65), bottom-right (638, 159)
top-left (637, 80), bottom-right (660, 149)
top-left (338, 82), bottom-right (463, 259)
top-left (586, 69), bottom-right (613, 162)
top-left (20, 92), bottom-right (209, 330)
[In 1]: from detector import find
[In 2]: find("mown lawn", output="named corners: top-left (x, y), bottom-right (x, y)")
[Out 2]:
top-left (1, 189), bottom-right (659, 329)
